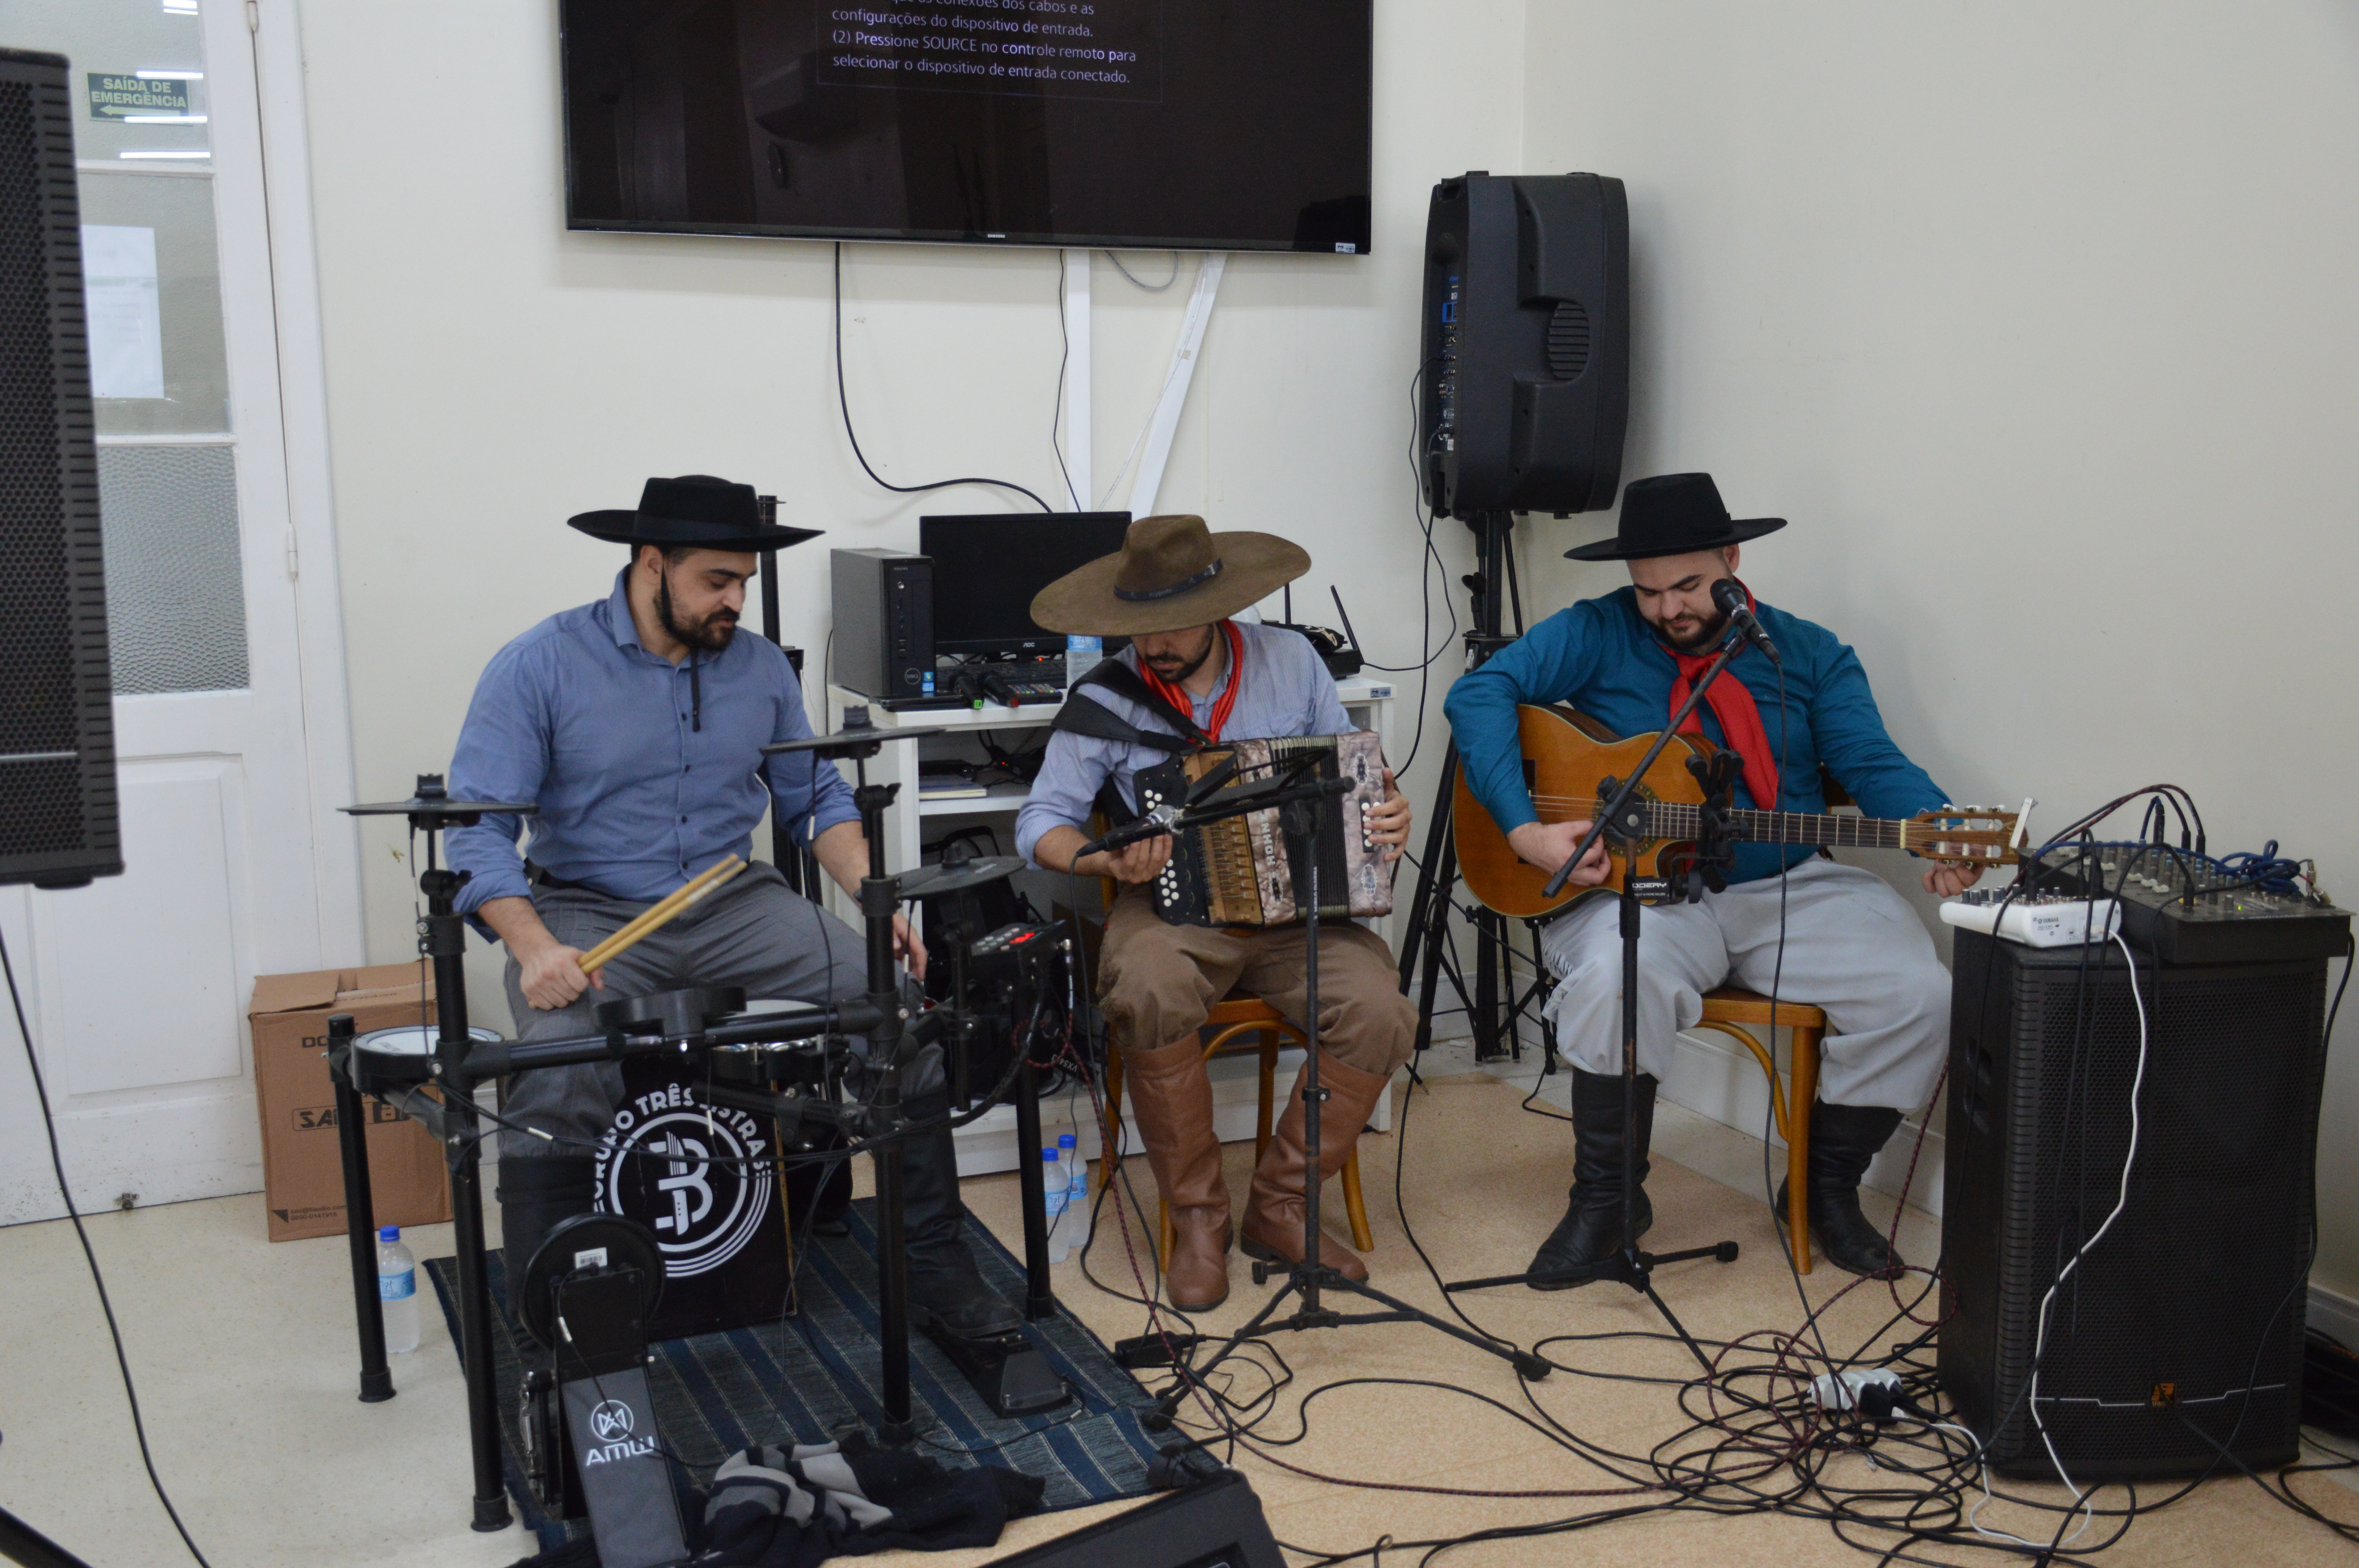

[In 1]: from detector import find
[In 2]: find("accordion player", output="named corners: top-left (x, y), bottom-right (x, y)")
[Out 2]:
top-left (1014, 514), bottom-right (1421, 1312)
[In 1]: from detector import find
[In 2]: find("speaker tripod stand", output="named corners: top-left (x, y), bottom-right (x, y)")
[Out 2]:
top-left (1395, 511), bottom-right (1556, 1066)
top-left (1140, 778), bottom-right (1551, 1436)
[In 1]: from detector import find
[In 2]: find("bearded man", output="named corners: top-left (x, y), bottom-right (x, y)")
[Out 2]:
top-left (1444, 473), bottom-right (1979, 1283)
top-left (443, 475), bottom-right (1020, 1340)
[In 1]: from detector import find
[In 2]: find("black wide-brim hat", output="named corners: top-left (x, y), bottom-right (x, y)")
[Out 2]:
top-left (568, 475), bottom-right (821, 552)
top-left (1564, 472), bottom-right (1785, 561)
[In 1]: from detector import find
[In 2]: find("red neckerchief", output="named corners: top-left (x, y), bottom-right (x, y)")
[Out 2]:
top-left (1660, 582), bottom-right (1779, 811)
top-left (1138, 620), bottom-right (1245, 744)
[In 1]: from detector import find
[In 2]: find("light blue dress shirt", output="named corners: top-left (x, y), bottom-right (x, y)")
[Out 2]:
top-left (1015, 620), bottom-right (1351, 865)
top-left (445, 570), bottom-right (857, 916)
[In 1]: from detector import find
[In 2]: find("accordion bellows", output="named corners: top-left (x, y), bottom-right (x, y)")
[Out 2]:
top-left (1137, 733), bottom-right (1396, 927)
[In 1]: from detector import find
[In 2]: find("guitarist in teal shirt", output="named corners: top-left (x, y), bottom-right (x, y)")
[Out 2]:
top-left (1444, 474), bottom-right (1981, 1281)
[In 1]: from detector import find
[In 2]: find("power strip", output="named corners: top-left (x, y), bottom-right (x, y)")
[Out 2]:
top-left (1814, 1367), bottom-right (1906, 1420)
top-left (1940, 891), bottom-right (2121, 948)
top-left (1813, 1367), bottom-right (1902, 1412)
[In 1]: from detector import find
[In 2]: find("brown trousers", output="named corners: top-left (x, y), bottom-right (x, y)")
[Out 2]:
top-left (1096, 886), bottom-right (1419, 1075)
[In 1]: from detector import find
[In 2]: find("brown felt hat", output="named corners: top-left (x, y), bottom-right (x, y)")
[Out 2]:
top-left (1028, 514), bottom-right (1311, 637)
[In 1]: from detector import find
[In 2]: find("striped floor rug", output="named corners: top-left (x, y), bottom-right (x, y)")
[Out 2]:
top-left (426, 1200), bottom-right (1161, 1552)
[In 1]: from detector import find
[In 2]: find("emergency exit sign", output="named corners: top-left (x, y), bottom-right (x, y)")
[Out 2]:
top-left (88, 74), bottom-right (191, 120)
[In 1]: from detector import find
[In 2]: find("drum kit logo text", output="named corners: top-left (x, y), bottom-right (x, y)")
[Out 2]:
top-left (594, 1082), bottom-right (774, 1279)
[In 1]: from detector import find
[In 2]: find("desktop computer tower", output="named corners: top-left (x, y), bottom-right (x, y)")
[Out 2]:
top-left (831, 548), bottom-right (932, 701)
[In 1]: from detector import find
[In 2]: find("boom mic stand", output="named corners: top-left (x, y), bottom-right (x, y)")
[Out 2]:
top-left (1439, 619), bottom-right (1751, 1376)
top-left (1132, 769), bottom-right (1550, 1436)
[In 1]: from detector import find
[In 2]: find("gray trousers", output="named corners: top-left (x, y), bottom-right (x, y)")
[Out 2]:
top-left (1537, 859), bottom-right (1950, 1111)
top-left (499, 862), bottom-right (934, 1161)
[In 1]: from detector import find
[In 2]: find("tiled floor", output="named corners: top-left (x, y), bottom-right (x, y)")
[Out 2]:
top-left (2, 1049), bottom-right (2350, 1567)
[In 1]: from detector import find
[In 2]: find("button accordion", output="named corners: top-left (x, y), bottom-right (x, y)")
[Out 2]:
top-left (1136, 733), bottom-right (1396, 927)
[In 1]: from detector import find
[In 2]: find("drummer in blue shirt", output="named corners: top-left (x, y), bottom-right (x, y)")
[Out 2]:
top-left (445, 475), bottom-right (1020, 1339)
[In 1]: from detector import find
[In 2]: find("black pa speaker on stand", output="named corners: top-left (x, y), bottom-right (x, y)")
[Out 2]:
top-left (0, 48), bottom-right (120, 890)
top-left (1419, 171), bottom-right (1628, 519)
top-left (1939, 928), bottom-right (2335, 1478)
top-left (1393, 172), bottom-right (1629, 1064)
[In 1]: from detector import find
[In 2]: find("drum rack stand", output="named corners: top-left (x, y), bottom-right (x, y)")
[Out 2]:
top-left (330, 750), bottom-right (1065, 1532)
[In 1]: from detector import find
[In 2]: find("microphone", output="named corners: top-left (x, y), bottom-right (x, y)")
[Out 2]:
top-left (1076, 805), bottom-right (1180, 860)
top-left (1712, 578), bottom-right (1781, 665)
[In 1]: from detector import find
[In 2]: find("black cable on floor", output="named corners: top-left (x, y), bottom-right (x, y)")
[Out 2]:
top-left (0, 927), bottom-right (213, 1568)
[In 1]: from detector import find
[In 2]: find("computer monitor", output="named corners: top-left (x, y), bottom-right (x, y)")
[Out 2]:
top-left (920, 512), bottom-right (1133, 660)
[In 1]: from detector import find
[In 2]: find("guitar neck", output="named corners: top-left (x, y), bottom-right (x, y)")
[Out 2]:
top-left (1641, 801), bottom-right (1915, 851)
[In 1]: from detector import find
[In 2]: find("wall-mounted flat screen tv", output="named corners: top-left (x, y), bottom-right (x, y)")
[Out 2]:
top-left (558, 0), bottom-right (1373, 253)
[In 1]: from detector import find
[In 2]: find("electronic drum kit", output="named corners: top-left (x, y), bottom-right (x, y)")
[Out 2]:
top-left (332, 708), bottom-right (1064, 1540)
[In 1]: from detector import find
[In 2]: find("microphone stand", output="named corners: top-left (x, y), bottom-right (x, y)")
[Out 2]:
top-left (1143, 772), bottom-right (1551, 1436)
top-left (1440, 620), bottom-right (1755, 1376)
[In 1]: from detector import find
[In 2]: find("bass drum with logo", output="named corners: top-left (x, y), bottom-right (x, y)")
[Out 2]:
top-left (594, 1051), bottom-right (793, 1339)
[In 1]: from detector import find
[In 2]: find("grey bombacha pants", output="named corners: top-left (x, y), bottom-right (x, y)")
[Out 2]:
top-left (1538, 859), bottom-right (1951, 1112)
top-left (496, 862), bottom-right (934, 1162)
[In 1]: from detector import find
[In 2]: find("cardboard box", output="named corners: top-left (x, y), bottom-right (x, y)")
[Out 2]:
top-left (250, 964), bottom-right (454, 1243)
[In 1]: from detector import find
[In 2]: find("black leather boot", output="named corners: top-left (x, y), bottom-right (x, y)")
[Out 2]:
top-left (497, 1154), bottom-right (598, 1280)
top-left (1526, 1069), bottom-right (1656, 1290)
top-left (1777, 1100), bottom-right (1906, 1277)
top-left (898, 1088), bottom-right (1023, 1338)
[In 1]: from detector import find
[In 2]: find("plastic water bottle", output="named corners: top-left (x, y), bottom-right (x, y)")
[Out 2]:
top-left (1064, 634), bottom-right (1101, 691)
top-left (377, 1225), bottom-right (420, 1354)
top-left (1058, 1132), bottom-right (1091, 1253)
top-left (1042, 1149), bottom-right (1071, 1263)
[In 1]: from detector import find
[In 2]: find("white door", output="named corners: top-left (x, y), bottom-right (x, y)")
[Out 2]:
top-left (0, 0), bottom-right (348, 1220)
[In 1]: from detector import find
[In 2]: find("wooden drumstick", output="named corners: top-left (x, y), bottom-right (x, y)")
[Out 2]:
top-left (576, 855), bottom-right (745, 975)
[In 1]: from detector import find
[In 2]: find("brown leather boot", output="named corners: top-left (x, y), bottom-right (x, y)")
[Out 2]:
top-left (1241, 1050), bottom-right (1390, 1282)
top-left (1121, 1036), bottom-right (1232, 1311)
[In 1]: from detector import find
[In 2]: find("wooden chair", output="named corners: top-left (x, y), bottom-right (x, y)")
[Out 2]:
top-left (1687, 987), bottom-right (1829, 1272)
top-left (1101, 991), bottom-right (1377, 1265)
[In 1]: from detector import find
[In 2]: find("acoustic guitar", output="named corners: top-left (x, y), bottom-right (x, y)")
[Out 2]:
top-left (1452, 705), bottom-right (2022, 920)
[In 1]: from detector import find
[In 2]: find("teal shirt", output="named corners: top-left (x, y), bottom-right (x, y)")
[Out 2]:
top-left (1442, 588), bottom-right (1948, 886)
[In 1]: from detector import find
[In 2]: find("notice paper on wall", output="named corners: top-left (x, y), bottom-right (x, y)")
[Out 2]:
top-left (80, 224), bottom-right (164, 400)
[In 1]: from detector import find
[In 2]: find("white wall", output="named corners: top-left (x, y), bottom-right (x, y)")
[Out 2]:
top-left (297, 0), bottom-right (2359, 1289)
top-left (295, 0), bottom-right (1526, 1020)
top-left (1522, 1), bottom-right (2359, 1292)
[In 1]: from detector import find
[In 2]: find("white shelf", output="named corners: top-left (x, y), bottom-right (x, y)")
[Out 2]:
top-left (834, 695), bottom-right (1065, 730)
top-left (917, 782), bottom-right (1029, 816)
